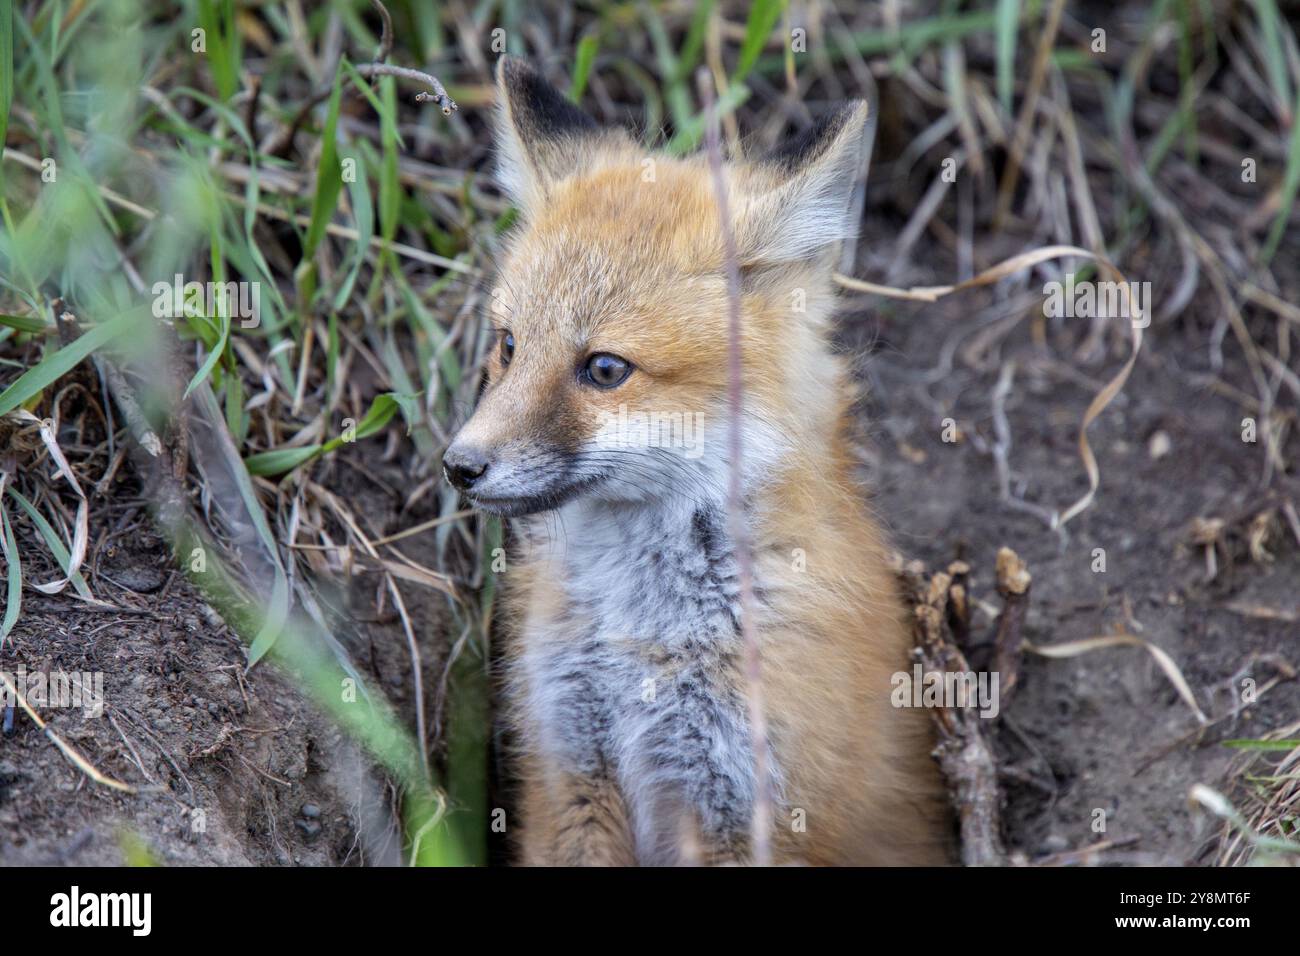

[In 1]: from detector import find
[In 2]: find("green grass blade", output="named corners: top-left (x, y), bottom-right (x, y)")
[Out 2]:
top-left (1261, 85), bottom-right (1300, 265)
top-left (666, 83), bottom-right (752, 154)
top-left (5, 487), bottom-right (92, 600)
top-left (642, 5), bottom-right (693, 134)
top-left (0, 503), bottom-right (21, 646)
top-left (570, 34), bottom-right (599, 102)
top-left (996, 0), bottom-right (1019, 113)
top-left (442, 608), bottom-right (491, 865)
top-left (302, 68), bottom-right (345, 262)
top-left (332, 148), bottom-right (374, 310)
top-left (182, 225), bottom-right (232, 398)
top-left (321, 392), bottom-right (404, 450)
top-left (190, 384), bottom-right (290, 666)
top-left (1253, 0), bottom-right (1292, 121)
top-left (441, 519), bottom-right (502, 866)
top-left (0, 312), bottom-right (46, 334)
top-left (672, 0), bottom-right (717, 85)
top-left (197, 0), bottom-right (241, 102)
top-left (0, 0), bottom-right (13, 167)
top-left (243, 445), bottom-right (323, 476)
top-left (244, 393), bottom-right (408, 476)
top-left (734, 0), bottom-right (785, 85)
top-left (378, 76), bottom-right (401, 256)
top-left (0, 308), bottom-right (142, 417)
top-left (1224, 739), bottom-right (1300, 751)
top-left (224, 360), bottom-right (246, 443)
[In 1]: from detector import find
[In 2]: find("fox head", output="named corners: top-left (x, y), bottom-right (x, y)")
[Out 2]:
top-left (443, 56), bottom-right (871, 517)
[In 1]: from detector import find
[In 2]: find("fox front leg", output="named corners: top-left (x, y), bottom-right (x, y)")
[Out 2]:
top-left (530, 770), bottom-right (637, 866)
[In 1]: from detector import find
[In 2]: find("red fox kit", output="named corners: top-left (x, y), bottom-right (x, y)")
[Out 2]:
top-left (444, 57), bottom-right (951, 865)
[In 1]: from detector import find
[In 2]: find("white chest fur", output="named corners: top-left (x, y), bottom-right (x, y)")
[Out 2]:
top-left (516, 498), bottom-right (773, 861)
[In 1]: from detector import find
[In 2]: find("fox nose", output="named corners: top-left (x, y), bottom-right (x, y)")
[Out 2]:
top-left (443, 446), bottom-right (490, 491)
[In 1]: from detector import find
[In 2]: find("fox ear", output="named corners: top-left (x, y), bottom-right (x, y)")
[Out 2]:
top-left (733, 102), bottom-right (871, 267)
top-left (494, 56), bottom-right (612, 211)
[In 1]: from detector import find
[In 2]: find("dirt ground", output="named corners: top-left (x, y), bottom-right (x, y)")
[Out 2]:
top-left (849, 235), bottom-right (1298, 865)
top-left (0, 555), bottom-right (347, 866)
top-left (0, 449), bottom-right (449, 867)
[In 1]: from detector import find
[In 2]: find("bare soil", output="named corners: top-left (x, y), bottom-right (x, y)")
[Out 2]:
top-left (850, 253), bottom-right (1299, 864)
top-left (0, 451), bottom-right (450, 867)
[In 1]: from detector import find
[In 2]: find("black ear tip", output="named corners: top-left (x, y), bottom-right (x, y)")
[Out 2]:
top-left (762, 101), bottom-right (869, 171)
top-left (496, 54), bottom-right (530, 88)
top-left (496, 55), bottom-right (598, 135)
top-left (811, 101), bottom-right (869, 141)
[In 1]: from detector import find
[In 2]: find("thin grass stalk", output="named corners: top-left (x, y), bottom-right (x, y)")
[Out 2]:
top-left (697, 66), bottom-right (772, 867)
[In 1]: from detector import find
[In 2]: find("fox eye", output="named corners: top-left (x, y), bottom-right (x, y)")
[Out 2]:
top-left (499, 331), bottom-right (515, 367)
top-left (583, 353), bottom-right (632, 389)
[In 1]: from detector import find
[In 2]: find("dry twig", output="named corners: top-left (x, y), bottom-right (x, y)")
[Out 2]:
top-left (900, 563), bottom-right (1008, 866)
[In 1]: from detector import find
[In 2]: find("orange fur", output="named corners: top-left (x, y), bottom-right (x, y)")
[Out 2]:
top-left (451, 59), bottom-right (952, 865)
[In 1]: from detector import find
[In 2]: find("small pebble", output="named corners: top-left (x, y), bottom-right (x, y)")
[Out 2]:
top-left (1148, 430), bottom-right (1172, 460)
top-left (113, 566), bottom-right (166, 594)
top-left (1041, 833), bottom-right (1069, 853)
top-left (300, 803), bottom-right (321, 819)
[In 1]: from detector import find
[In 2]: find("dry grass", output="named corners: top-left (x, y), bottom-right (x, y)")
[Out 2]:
top-left (1207, 723), bottom-right (1300, 865)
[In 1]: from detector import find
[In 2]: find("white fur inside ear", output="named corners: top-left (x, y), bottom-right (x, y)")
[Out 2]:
top-left (734, 115), bottom-right (868, 265)
top-left (494, 102), bottom-right (538, 211)
top-left (743, 171), bottom-right (861, 263)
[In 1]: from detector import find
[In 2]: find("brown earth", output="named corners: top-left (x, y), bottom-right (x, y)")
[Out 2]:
top-left (0, 449), bottom-right (450, 867)
top-left (849, 249), bottom-right (1298, 865)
